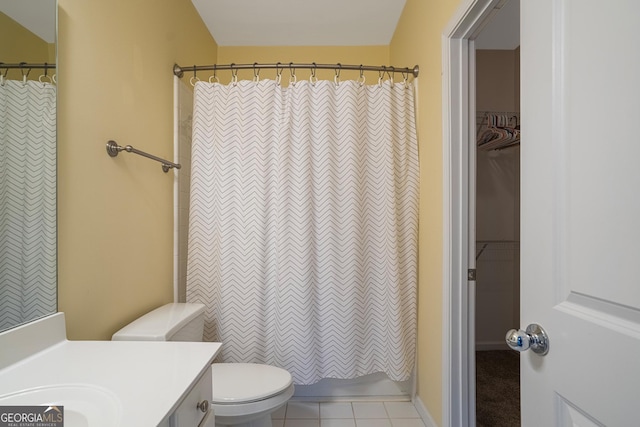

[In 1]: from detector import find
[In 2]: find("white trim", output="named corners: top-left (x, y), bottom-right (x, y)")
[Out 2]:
top-left (467, 41), bottom-right (478, 427)
top-left (173, 75), bottom-right (180, 303)
top-left (441, 30), bottom-right (453, 427)
top-left (414, 394), bottom-right (439, 427)
top-left (442, 0), bottom-right (502, 426)
top-left (411, 78), bottom-right (420, 405)
top-left (292, 373), bottom-right (412, 400)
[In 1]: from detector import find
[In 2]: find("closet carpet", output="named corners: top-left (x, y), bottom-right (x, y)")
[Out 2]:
top-left (476, 350), bottom-right (520, 427)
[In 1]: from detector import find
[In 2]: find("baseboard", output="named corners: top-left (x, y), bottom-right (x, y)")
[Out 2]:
top-left (413, 395), bottom-right (438, 427)
top-left (293, 373), bottom-right (412, 399)
top-left (475, 341), bottom-right (509, 351)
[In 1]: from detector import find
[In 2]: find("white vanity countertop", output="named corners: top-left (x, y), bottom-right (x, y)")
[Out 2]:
top-left (0, 313), bottom-right (222, 426)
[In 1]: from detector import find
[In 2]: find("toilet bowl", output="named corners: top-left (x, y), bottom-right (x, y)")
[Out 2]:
top-left (212, 363), bottom-right (294, 427)
top-left (112, 303), bottom-right (294, 427)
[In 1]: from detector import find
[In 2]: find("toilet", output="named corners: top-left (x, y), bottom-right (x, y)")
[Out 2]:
top-left (112, 303), bottom-right (294, 427)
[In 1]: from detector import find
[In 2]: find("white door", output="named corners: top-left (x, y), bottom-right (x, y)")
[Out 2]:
top-left (519, 0), bottom-right (640, 425)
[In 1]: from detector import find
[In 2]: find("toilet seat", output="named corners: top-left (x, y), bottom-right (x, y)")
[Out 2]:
top-left (212, 363), bottom-right (293, 404)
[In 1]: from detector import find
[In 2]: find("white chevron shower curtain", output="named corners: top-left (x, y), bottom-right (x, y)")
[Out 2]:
top-left (187, 78), bottom-right (419, 384)
top-left (0, 80), bottom-right (57, 330)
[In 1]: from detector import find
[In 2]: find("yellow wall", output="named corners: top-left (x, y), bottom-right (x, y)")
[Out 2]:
top-left (476, 49), bottom-right (520, 112)
top-left (53, 0), bottom-right (467, 423)
top-left (390, 0), bottom-right (463, 425)
top-left (216, 45), bottom-right (389, 84)
top-left (57, 0), bottom-right (217, 340)
top-left (1, 12), bottom-right (54, 79)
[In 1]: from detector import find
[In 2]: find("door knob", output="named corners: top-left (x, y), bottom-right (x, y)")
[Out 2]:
top-left (197, 399), bottom-right (209, 413)
top-left (505, 323), bottom-right (549, 355)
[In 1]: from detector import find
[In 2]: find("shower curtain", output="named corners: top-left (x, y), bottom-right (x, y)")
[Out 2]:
top-left (0, 80), bottom-right (57, 330)
top-left (186, 78), bottom-right (419, 385)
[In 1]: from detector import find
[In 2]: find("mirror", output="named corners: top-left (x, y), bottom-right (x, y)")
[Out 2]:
top-left (0, 0), bottom-right (57, 332)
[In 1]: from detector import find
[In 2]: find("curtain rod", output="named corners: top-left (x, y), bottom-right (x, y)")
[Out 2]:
top-left (173, 62), bottom-right (419, 78)
top-left (1, 62), bottom-right (56, 70)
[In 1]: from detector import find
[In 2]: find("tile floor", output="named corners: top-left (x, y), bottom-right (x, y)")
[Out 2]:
top-left (271, 401), bottom-right (426, 427)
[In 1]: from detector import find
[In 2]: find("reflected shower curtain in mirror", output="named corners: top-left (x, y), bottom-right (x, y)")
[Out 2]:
top-left (186, 78), bottom-right (418, 384)
top-left (0, 80), bottom-right (56, 330)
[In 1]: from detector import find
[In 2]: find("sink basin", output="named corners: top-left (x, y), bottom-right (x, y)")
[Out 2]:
top-left (0, 384), bottom-right (123, 427)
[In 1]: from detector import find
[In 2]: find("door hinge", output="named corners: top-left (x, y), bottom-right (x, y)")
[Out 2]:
top-left (468, 269), bottom-right (476, 281)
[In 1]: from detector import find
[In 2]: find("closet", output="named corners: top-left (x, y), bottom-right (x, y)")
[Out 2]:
top-left (475, 47), bottom-right (521, 426)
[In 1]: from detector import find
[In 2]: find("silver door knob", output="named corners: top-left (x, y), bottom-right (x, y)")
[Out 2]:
top-left (505, 323), bottom-right (549, 355)
top-left (197, 399), bottom-right (209, 413)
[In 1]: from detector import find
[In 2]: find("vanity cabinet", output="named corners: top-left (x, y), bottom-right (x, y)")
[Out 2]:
top-left (168, 365), bottom-right (214, 427)
top-left (0, 314), bottom-right (222, 427)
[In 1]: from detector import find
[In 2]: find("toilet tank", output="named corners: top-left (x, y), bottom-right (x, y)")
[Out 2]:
top-left (112, 303), bottom-right (205, 342)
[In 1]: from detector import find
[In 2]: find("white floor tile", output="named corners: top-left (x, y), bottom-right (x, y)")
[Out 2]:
top-left (352, 402), bottom-right (388, 419)
top-left (384, 402), bottom-right (421, 419)
top-left (321, 419), bottom-right (356, 427)
top-left (287, 402), bottom-right (320, 419)
top-left (390, 419), bottom-right (426, 427)
top-left (282, 399), bottom-right (426, 427)
top-left (285, 420), bottom-right (320, 427)
top-left (355, 419), bottom-right (392, 427)
top-left (320, 402), bottom-right (354, 419)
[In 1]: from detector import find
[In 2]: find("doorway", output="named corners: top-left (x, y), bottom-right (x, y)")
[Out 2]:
top-left (441, 0), bottom-right (521, 425)
top-left (474, 49), bottom-right (520, 427)
top-left (473, 2), bottom-right (520, 425)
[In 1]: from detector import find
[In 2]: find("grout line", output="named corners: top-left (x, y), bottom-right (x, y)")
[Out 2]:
top-left (291, 396), bottom-right (412, 403)
top-left (276, 401), bottom-right (425, 422)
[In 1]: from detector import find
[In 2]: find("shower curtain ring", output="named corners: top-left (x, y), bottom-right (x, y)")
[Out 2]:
top-left (190, 65), bottom-right (200, 86)
top-left (39, 63), bottom-right (53, 85)
top-left (334, 63), bottom-right (341, 87)
top-left (358, 65), bottom-right (366, 86)
top-left (402, 71), bottom-right (409, 89)
top-left (275, 62), bottom-right (283, 85)
top-left (19, 63), bottom-right (31, 84)
top-left (289, 62), bottom-right (296, 86)
top-left (253, 62), bottom-right (260, 83)
top-left (231, 63), bottom-right (238, 86)
top-left (310, 62), bottom-right (318, 85)
top-left (209, 64), bottom-right (219, 84)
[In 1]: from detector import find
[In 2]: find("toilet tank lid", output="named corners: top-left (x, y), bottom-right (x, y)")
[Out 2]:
top-left (112, 303), bottom-right (205, 341)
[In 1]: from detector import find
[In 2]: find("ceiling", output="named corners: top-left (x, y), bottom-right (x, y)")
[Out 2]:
top-left (1, 0), bottom-right (517, 51)
top-left (0, 0), bottom-right (56, 43)
top-left (191, 0), bottom-right (407, 46)
top-left (192, 0), bottom-right (519, 49)
top-left (475, 0), bottom-right (520, 50)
